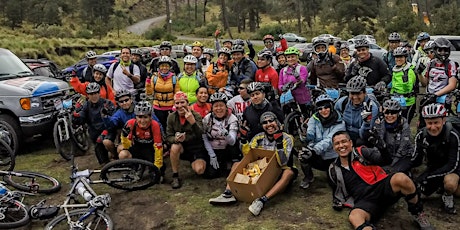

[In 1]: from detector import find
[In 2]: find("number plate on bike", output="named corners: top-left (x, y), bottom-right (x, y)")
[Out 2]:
top-left (63, 99), bottom-right (73, 109)
top-left (280, 90), bottom-right (295, 105)
top-left (54, 99), bottom-right (63, 110)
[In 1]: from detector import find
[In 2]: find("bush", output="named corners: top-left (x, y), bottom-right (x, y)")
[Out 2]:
top-left (162, 33), bottom-right (177, 42)
top-left (76, 29), bottom-right (93, 39)
top-left (195, 23), bottom-right (218, 37)
top-left (144, 27), bottom-right (164, 40)
top-left (34, 25), bottom-right (73, 38)
top-left (255, 24), bottom-right (285, 40)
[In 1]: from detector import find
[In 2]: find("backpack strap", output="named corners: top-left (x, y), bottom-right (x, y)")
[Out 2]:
top-left (340, 96), bottom-right (349, 113)
top-left (110, 62), bottom-right (120, 78)
top-left (153, 74), bottom-right (177, 91)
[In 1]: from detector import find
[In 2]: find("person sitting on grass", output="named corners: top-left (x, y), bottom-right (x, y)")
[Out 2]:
top-left (209, 112), bottom-right (297, 217)
top-left (328, 131), bottom-right (433, 230)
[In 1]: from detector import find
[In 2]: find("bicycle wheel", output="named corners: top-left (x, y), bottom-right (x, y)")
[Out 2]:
top-left (284, 112), bottom-right (304, 137)
top-left (100, 158), bottom-right (159, 191)
top-left (0, 199), bottom-right (30, 229)
top-left (53, 119), bottom-right (74, 161)
top-left (0, 139), bottom-right (15, 171)
top-left (45, 209), bottom-right (113, 230)
top-left (72, 125), bottom-right (89, 152)
top-left (3, 171), bottom-right (61, 194)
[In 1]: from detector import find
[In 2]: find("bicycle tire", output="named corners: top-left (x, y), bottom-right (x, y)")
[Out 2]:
top-left (3, 171), bottom-right (61, 194)
top-left (53, 119), bottom-right (75, 161)
top-left (0, 139), bottom-right (15, 171)
top-left (72, 125), bottom-right (89, 152)
top-left (0, 199), bottom-right (30, 229)
top-left (100, 158), bottom-right (159, 191)
top-left (45, 209), bottom-right (113, 230)
top-left (284, 112), bottom-right (303, 137)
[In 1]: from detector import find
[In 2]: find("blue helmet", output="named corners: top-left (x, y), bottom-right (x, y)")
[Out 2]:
top-left (417, 32), bottom-right (430, 41)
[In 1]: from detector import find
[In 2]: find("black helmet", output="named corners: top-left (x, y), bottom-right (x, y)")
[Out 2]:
top-left (346, 76), bottom-right (367, 93)
top-left (159, 41), bottom-right (172, 49)
top-left (388, 32), bottom-right (401, 42)
top-left (233, 39), bottom-right (245, 46)
top-left (354, 39), bottom-right (369, 48)
top-left (209, 92), bottom-right (229, 104)
top-left (433, 37), bottom-right (451, 62)
top-left (231, 44), bottom-right (245, 54)
top-left (393, 47), bottom-right (408, 57)
top-left (313, 39), bottom-right (328, 53)
top-left (246, 82), bottom-right (264, 94)
top-left (86, 82), bottom-right (100, 94)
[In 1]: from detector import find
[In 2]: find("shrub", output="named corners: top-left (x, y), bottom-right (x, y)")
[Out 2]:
top-left (76, 29), bottom-right (93, 39)
top-left (195, 23), bottom-right (218, 37)
top-left (162, 33), bottom-right (177, 42)
top-left (256, 24), bottom-right (285, 40)
top-left (144, 27), bottom-right (164, 40)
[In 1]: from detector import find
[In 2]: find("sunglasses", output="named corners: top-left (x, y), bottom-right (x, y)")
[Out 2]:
top-left (437, 48), bottom-right (449, 53)
top-left (262, 119), bottom-right (275, 125)
top-left (317, 105), bottom-right (331, 111)
top-left (264, 41), bottom-right (274, 44)
top-left (87, 92), bottom-right (99, 95)
top-left (160, 48), bottom-right (170, 51)
top-left (238, 86), bottom-right (246, 90)
top-left (118, 98), bottom-right (130, 103)
top-left (136, 115), bottom-right (150, 119)
top-left (349, 91), bottom-right (363, 95)
top-left (384, 110), bottom-right (399, 115)
top-left (356, 48), bottom-right (367, 52)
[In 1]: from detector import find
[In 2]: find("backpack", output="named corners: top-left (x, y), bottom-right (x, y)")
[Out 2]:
top-left (338, 96), bottom-right (374, 114)
top-left (177, 72), bottom-right (202, 83)
top-left (282, 65), bottom-right (302, 79)
top-left (153, 74), bottom-right (177, 91)
top-left (110, 62), bottom-right (135, 78)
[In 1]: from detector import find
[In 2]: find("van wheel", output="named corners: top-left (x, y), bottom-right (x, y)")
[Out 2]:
top-left (0, 114), bottom-right (21, 155)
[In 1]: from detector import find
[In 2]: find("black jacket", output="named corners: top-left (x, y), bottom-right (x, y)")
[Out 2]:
top-left (345, 54), bottom-right (391, 86)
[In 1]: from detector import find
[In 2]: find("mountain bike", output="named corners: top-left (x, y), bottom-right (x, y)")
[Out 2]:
top-left (280, 82), bottom-right (310, 140)
top-left (0, 135), bottom-right (15, 171)
top-left (53, 92), bottom-right (89, 161)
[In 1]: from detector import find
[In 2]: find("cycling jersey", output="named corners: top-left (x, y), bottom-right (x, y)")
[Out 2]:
top-left (227, 95), bottom-right (251, 121)
top-left (255, 66), bottom-right (279, 92)
top-left (425, 59), bottom-right (457, 94)
top-left (205, 60), bottom-right (233, 94)
top-left (411, 47), bottom-right (427, 68)
top-left (75, 98), bottom-right (115, 141)
top-left (121, 119), bottom-right (163, 169)
top-left (202, 112), bottom-right (238, 150)
top-left (70, 77), bottom-right (116, 105)
top-left (178, 71), bottom-right (202, 104)
top-left (190, 102), bottom-right (211, 118)
top-left (390, 63), bottom-right (417, 106)
top-left (345, 54), bottom-right (391, 86)
top-left (242, 132), bottom-right (294, 169)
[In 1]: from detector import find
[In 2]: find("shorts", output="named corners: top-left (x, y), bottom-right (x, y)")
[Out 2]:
top-left (278, 167), bottom-right (299, 188)
top-left (104, 131), bottom-right (117, 142)
top-left (128, 144), bottom-right (154, 163)
top-left (204, 145), bottom-right (242, 179)
top-left (179, 142), bottom-right (208, 163)
top-left (417, 171), bottom-right (460, 196)
top-left (352, 174), bottom-right (400, 221)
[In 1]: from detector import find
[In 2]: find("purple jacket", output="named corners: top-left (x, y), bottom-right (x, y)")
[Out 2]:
top-left (278, 63), bottom-right (311, 104)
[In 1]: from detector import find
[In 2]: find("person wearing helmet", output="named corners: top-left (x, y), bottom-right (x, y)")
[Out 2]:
top-left (339, 43), bottom-right (352, 70)
top-left (390, 46), bottom-right (417, 124)
top-left (148, 41), bottom-right (180, 75)
top-left (227, 79), bottom-right (252, 121)
top-left (73, 83), bottom-right (115, 165)
top-left (166, 91), bottom-right (208, 189)
top-left (383, 32), bottom-right (402, 72)
top-left (202, 92), bottom-right (239, 179)
top-left (413, 103), bottom-right (460, 215)
top-left (79, 50), bottom-right (97, 82)
top-left (240, 82), bottom-right (284, 141)
top-left (203, 48), bottom-right (214, 62)
top-left (106, 47), bottom-right (141, 96)
top-left (307, 39), bottom-right (345, 88)
top-left (191, 41), bottom-right (210, 74)
top-left (255, 50), bottom-right (279, 97)
top-left (345, 39), bottom-right (391, 87)
top-left (415, 41), bottom-right (436, 83)
top-left (328, 131), bottom-right (434, 230)
top-left (365, 99), bottom-right (413, 175)
top-left (298, 94), bottom-right (345, 189)
top-left (178, 55), bottom-right (204, 104)
top-left (275, 51), bottom-right (287, 75)
top-left (335, 75), bottom-right (380, 144)
top-left (205, 47), bottom-right (234, 95)
top-left (262, 34), bottom-right (288, 69)
top-left (70, 63), bottom-right (116, 104)
top-left (278, 47), bottom-right (311, 114)
top-left (119, 100), bottom-right (163, 171)
top-left (145, 55), bottom-right (181, 130)
top-left (229, 44), bottom-right (257, 95)
top-left (424, 37), bottom-right (457, 105)
top-left (131, 48), bottom-right (149, 91)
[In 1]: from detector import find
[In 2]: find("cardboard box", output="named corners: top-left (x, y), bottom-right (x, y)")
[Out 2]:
top-left (227, 149), bottom-right (282, 203)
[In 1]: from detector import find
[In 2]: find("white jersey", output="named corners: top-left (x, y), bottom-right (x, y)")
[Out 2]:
top-left (202, 113), bottom-right (238, 150)
top-left (227, 95), bottom-right (251, 121)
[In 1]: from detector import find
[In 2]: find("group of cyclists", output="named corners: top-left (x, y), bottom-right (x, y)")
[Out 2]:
top-left (68, 30), bottom-right (460, 229)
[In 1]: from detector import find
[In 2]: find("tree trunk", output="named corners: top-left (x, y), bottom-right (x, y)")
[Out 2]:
top-left (203, 0), bottom-right (208, 26)
top-left (195, 0), bottom-right (198, 26)
top-left (221, 0), bottom-right (232, 39)
top-left (297, 0), bottom-right (301, 33)
top-left (187, 0), bottom-right (191, 20)
top-left (166, 0), bottom-right (171, 34)
top-left (248, 8), bottom-right (256, 32)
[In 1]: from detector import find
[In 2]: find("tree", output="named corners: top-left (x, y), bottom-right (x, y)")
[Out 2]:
top-left (429, 1), bottom-right (460, 35)
top-left (220, 0), bottom-right (232, 38)
top-left (4, 0), bottom-right (24, 29)
top-left (166, 0), bottom-right (172, 34)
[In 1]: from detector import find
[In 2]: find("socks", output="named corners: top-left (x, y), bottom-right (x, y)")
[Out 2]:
top-left (260, 195), bottom-right (269, 204)
top-left (173, 172), bottom-right (179, 178)
top-left (223, 189), bottom-right (232, 196)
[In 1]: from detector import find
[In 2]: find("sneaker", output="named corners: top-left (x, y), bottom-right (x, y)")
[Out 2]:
top-left (412, 212), bottom-right (435, 230)
top-left (299, 177), bottom-right (314, 189)
top-left (171, 177), bottom-right (181, 189)
top-left (209, 193), bottom-right (237, 205)
top-left (442, 193), bottom-right (457, 214)
top-left (248, 199), bottom-right (264, 216)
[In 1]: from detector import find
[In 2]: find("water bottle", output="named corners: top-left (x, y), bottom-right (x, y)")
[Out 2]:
top-left (0, 183), bottom-right (7, 196)
top-left (74, 181), bottom-right (93, 202)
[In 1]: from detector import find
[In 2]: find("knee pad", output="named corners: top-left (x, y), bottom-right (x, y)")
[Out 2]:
top-left (405, 191), bottom-right (418, 202)
top-left (407, 199), bottom-right (423, 215)
top-left (356, 221), bottom-right (375, 230)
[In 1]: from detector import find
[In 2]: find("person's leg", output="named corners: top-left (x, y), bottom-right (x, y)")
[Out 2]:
top-left (118, 149), bottom-right (132, 159)
top-left (442, 173), bottom-right (459, 214)
top-left (102, 139), bottom-right (116, 159)
top-left (191, 159), bottom-right (206, 175)
top-left (209, 162), bottom-right (240, 205)
top-left (349, 208), bottom-right (372, 230)
top-left (170, 143), bottom-right (183, 174)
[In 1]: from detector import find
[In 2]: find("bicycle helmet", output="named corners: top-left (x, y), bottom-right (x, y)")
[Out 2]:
top-left (257, 50), bottom-right (272, 60)
top-left (233, 39), bottom-right (245, 46)
top-left (263, 34), bottom-right (275, 41)
top-left (203, 48), bottom-right (214, 57)
top-left (222, 39), bottom-right (233, 45)
top-left (93, 64), bottom-right (107, 74)
top-left (434, 37), bottom-right (451, 61)
top-left (115, 89), bottom-right (132, 101)
top-left (340, 43), bottom-right (349, 50)
top-left (134, 101), bottom-right (153, 116)
top-left (158, 56), bottom-right (172, 65)
top-left (393, 47), bottom-right (408, 57)
top-left (192, 41), bottom-right (204, 49)
top-left (86, 82), bottom-right (100, 94)
top-left (313, 39), bottom-right (328, 54)
top-left (354, 39), bottom-right (369, 48)
top-left (85, 50), bottom-right (97, 59)
top-left (231, 44), bottom-right (245, 54)
top-left (417, 32), bottom-right (430, 41)
top-left (159, 41), bottom-right (172, 49)
top-left (183, 55), bottom-right (198, 64)
top-left (423, 41), bottom-right (435, 51)
top-left (422, 103), bottom-right (447, 118)
top-left (315, 94), bottom-right (334, 104)
top-left (131, 48), bottom-right (142, 56)
top-left (388, 32), bottom-right (401, 42)
top-left (209, 92), bottom-right (229, 104)
top-left (275, 51), bottom-right (285, 59)
top-left (218, 47), bottom-right (231, 57)
top-left (383, 99), bottom-right (401, 111)
top-left (246, 82), bottom-right (264, 94)
top-left (284, 47), bottom-right (300, 56)
top-left (259, 111), bottom-right (280, 126)
top-left (346, 75), bottom-right (367, 93)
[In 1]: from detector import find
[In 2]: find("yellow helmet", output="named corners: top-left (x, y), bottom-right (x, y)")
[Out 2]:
top-left (192, 41), bottom-right (204, 48)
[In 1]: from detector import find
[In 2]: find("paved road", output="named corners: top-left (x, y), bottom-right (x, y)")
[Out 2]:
top-left (126, 15), bottom-right (166, 35)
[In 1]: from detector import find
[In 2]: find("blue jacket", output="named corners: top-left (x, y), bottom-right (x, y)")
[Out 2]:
top-left (306, 112), bottom-right (346, 160)
top-left (103, 107), bottom-right (164, 133)
top-left (335, 95), bottom-right (379, 140)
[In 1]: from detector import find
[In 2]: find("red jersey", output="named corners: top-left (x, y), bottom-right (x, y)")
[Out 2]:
top-left (255, 66), bottom-right (279, 91)
top-left (190, 102), bottom-right (211, 118)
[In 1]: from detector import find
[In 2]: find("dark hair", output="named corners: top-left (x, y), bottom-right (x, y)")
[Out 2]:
top-left (121, 47), bottom-right (131, 54)
top-left (195, 86), bottom-right (208, 95)
top-left (332, 131), bottom-right (351, 141)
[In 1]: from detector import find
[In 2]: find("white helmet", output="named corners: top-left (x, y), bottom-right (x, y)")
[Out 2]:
top-left (183, 55), bottom-right (198, 64)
